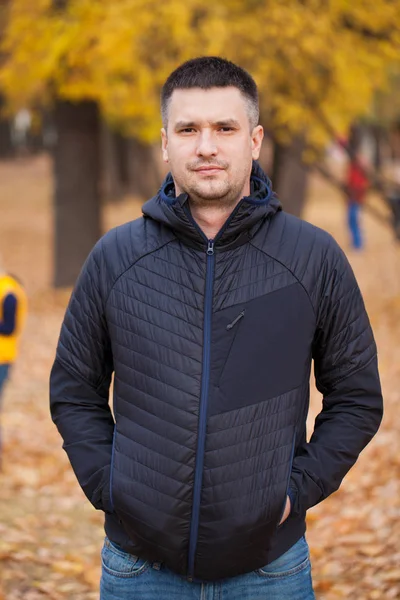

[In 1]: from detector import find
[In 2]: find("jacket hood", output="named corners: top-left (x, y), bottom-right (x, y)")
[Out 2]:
top-left (142, 161), bottom-right (281, 251)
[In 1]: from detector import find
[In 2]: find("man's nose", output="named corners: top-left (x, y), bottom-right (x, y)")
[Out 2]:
top-left (196, 130), bottom-right (217, 158)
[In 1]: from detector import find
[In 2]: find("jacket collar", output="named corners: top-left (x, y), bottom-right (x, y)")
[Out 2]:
top-left (142, 161), bottom-right (281, 251)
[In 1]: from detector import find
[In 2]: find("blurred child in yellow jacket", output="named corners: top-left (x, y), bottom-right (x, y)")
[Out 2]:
top-left (0, 261), bottom-right (27, 463)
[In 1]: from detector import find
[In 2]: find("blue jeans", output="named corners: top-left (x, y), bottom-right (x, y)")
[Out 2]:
top-left (100, 535), bottom-right (315, 599)
top-left (0, 363), bottom-right (10, 462)
top-left (0, 363), bottom-right (10, 396)
top-left (348, 201), bottom-right (363, 249)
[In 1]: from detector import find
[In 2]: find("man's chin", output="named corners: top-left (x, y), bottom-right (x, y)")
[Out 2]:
top-left (190, 184), bottom-right (231, 202)
top-left (188, 190), bottom-right (241, 210)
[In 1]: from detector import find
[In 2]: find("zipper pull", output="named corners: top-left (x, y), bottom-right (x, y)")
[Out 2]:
top-left (207, 240), bottom-right (214, 256)
top-left (226, 310), bottom-right (245, 330)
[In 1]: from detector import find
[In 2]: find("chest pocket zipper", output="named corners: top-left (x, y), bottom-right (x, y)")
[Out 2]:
top-left (226, 310), bottom-right (245, 330)
top-left (217, 309), bottom-right (246, 386)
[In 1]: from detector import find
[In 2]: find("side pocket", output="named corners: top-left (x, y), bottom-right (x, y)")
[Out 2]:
top-left (102, 538), bottom-right (149, 578)
top-left (109, 428), bottom-right (116, 513)
top-left (256, 536), bottom-right (310, 578)
top-left (276, 431), bottom-right (296, 528)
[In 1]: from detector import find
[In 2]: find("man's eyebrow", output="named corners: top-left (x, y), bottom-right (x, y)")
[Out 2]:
top-left (174, 121), bottom-right (197, 130)
top-left (174, 118), bottom-right (241, 130)
top-left (214, 119), bottom-right (240, 128)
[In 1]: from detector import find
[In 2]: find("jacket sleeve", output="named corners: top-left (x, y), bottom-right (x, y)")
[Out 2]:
top-left (49, 240), bottom-right (115, 513)
top-left (289, 241), bottom-right (383, 516)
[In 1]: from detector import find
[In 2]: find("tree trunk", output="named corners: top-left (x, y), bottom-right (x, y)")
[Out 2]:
top-left (53, 100), bottom-right (101, 287)
top-left (127, 137), bottom-right (163, 200)
top-left (271, 136), bottom-right (309, 217)
top-left (102, 124), bottom-right (130, 202)
top-left (0, 95), bottom-right (14, 159)
top-left (371, 125), bottom-right (384, 172)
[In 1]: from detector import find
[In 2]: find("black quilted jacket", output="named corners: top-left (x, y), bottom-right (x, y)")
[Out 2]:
top-left (50, 162), bottom-right (383, 581)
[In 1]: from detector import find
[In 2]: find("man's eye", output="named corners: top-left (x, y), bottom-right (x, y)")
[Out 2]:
top-left (180, 128), bottom-right (195, 133)
top-left (219, 127), bottom-right (234, 132)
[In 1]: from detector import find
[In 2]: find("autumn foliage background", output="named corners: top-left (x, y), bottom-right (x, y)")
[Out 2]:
top-left (0, 1), bottom-right (400, 599)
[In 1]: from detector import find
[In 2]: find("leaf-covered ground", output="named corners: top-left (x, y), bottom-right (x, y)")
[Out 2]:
top-left (0, 156), bottom-right (399, 599)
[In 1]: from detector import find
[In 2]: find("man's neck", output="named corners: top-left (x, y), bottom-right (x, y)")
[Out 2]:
top-left (189, 203), bottom-right (236, 240)
top-left (175, 177), bottom-right (251, 240)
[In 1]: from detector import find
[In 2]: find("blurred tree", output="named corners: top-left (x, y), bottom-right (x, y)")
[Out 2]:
top-left (102, 125), bottom-right (130, 202)
top-left (102, 128), bottom-right (163, 203)
top-left (372, 70), bottom-right (400, 162)
top-left (0, 94), bottom-right (13, 158)
top-left (226, 0), bottom-right (400, 213)
top-left (53, 99), bottom-right (101, 287)
top-left (0, 0), bottom-right (399, 282)
top-left (0, 1), bottom-right (13, 158)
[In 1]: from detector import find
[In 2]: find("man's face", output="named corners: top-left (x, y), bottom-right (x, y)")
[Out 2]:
top-left (161, 87), bottom-right (263, 209)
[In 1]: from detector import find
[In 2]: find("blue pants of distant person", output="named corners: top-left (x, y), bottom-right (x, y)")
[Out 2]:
top-left (348, 201), bottom-right (363, 249)
top-left (0, 363), bottom-right (10, 465)
top-left (100, 535), bottom-right (315, 600)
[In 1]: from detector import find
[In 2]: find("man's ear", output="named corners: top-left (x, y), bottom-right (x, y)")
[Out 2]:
top-left (161, 128), bottom-right (169, 163)
top-left (251, 125), bottom-right (264, 160)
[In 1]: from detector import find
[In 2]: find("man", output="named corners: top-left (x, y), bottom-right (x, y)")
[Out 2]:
top-left (0, 262), bottom-right (27, 462)
top-left (50, 57), bottom-right (383, 599)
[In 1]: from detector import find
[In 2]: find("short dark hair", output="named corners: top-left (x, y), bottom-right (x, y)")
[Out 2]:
top-left (161, 56), bottom-right (259, 129)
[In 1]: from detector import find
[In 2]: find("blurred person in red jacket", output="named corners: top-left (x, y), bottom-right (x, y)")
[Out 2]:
top-left (345, 155), bottom-right (369, 249)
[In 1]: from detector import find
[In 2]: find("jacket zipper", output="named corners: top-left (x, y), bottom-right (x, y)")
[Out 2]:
top-left (183, 200), bottom-right (243, 579)
top-left (226, 310), bottom-right (245, 330)
top-left (188, 238), bottom-right (215, 579)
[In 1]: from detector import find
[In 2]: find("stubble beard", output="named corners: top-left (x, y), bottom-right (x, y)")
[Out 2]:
top-left (183, 165), bottom-right (249, 211)
top-left (188, 181), bottom-right (238, 210)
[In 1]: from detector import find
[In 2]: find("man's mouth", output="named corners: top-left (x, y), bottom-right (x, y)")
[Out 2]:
top-left (194, 166), bottom-right (224, 174)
